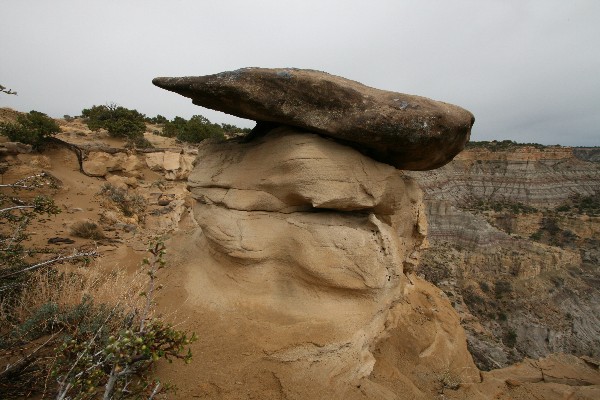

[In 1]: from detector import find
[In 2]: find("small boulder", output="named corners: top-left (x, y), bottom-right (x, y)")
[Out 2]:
top-left (145, 152), bottom-right (164, 171)
top-left (1, 142), bottom-right (32, 154)
top-left (162, 151), bottom-right (181, 171)
top-left (122, 154), bottom-right (143, 177)
top-left (84, 152), bottom-right (126, 177)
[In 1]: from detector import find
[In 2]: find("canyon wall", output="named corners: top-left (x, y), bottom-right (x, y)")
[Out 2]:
top-left (408, 144), bottom-right (600, 370)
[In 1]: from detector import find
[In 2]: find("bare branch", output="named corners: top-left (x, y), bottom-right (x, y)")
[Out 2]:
top-left (0, 329), bottom-right (63, 380)
top-left (148, 382), bottom-right (162, 399)
top-left (0, 84), bottom-right (17, 95)
top-left (0, 204), bottom-right (36, 213)
top-left (0, 250), bottom-right (98, 279)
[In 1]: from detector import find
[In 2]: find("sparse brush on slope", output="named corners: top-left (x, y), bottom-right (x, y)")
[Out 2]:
top-left (99, 183), bottom-right (147, 221)
top-left (53, 241), bottom-right (197, 400)
top-left (0, 110), bottom-right (61, 149)
top-left (0, 174), bottom-right (98, 396)
top-left (1, 216), bottom-right (196, 398)
top-left (81, 103), bottom-right (154, 148)
top-left (161, 115), bottom-right (225, 143)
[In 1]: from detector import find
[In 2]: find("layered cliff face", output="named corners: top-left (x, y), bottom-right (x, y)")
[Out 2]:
top-left (414, 145), bottom-right (599, 208)
top-left (408, 144), bottom-right (600, 371)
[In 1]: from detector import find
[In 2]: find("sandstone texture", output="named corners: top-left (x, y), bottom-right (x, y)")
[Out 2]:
top-left (188, 128), bottom-right (427, 292)
top-left (153, 67), bottom-right (475, 170)
top-left (159, 128), bottom-right (488, 398)
top-left (145, 151), bottom-right (195, 180)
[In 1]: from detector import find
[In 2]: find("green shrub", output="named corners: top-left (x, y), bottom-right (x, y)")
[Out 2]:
top-left (479, 281), bottom-right (490, 293)
top-left (221, 123), bottom-right (252, 134)
top-left (162, 115), bottom-right (225, 143)
top-left (530, 231), bottom-right (542, 241)
top-left (125, 135), bottom-right (154, 149)
top-left (0, 110), bottom-right (61, 149)
top-left (52, 241), bottom-right (196, 400)
top-left (494, 280), bottom-right (512, 299)
top-left (147, 114), bottom-right (168, 124)
top-left (81, 104), bottom-right (146, 140)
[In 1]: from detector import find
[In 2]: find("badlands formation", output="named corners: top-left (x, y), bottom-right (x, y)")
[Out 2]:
top-left (151, 69), bottom-right (600, 399)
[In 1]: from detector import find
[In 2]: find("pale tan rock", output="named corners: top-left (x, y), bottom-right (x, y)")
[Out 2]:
top-left (83, 151), bottom-right (127, 177)
top-left (16, 154), bottom-right (51, 168)
top-left (106, 174), bottom-right (137, 190)
top-left (1, 142), bottom-right (32, 154)
top-left (455, 354), bottom-right (600, 400)
top-left (145, 152), bottom-right (164, 171)
top-left (181, 127), bottom-right (439, 395)
top-left (179, 153), bottom-right (195, 177)
top-left (122, 154), bottom-right (143, 177)
top-left (160, 128), bottom-right (600, 398)
top-left (162, 151), bottom-right (181, 171)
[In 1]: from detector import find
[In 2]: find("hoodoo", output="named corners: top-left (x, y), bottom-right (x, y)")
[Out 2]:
top-left (151, 69), bottom-right (600, 399)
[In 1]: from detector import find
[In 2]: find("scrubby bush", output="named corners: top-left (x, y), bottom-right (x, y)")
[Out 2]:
top-left (221, 123), bottom-right (252, 135)
top-left (1, 175), bottom-right (98, 396)
top-left (504, 328), bottom-right (518, 348)
top-left (1, 173), bottom-right (64, 276)
top-left (125, 135), bottom-right (154, 149)
top-left (0, 84), bottom-right (17, 95)
top-left (81, 104), bottom-right (146, 141)
top-left (162, 115), bottom-right (225, 143)
top-left (99, 183), bottom-right (146, 219)
top-left (52, 241), bottom-right (196, 400)
top-left (570, 192), bottom-right (600, 216)
top-left (70, 221), bottom-right (105, 240)
top-left (494, 280), bottom-right (512, 299)
top-left (0, 110), bottom-right (61, 149)
top-left (147, 114), bottom-right (168, 124)
top-left (1, 175), bottom-right (195, 397)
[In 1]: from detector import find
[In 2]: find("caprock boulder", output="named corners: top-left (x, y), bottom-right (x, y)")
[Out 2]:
top-left (153, 67), bottom-right (474, 170)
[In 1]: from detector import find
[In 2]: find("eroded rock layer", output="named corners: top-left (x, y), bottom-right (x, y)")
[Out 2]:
top-left (180, 127), bottom-right (474, 395)
top-left (412, 146), bottom-right (600, 208)
top-left (408, 145), bottom-right (600, 373)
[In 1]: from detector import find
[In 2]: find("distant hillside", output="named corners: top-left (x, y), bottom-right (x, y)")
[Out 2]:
top-left (408, 145), bottom-right (600, 370)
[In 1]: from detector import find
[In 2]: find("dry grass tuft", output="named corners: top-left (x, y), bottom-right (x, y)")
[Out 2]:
top-left (7, 264), bottom-right (145, 328)
top-left (70, 221), bottom-right (105, 240)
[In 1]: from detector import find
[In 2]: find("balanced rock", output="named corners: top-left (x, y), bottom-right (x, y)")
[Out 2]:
top-left (153, 67), bottom-right (475, 170)
top-left (182, 127), bottom-right (433, 393)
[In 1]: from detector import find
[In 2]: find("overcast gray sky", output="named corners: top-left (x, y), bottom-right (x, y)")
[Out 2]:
top-left (1, 0), bottom-right (598, 146)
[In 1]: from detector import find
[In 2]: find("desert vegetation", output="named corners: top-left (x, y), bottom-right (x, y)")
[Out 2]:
top-left (81, 103), bottom-right (251, 147)
top-left (0, 171), bottom-right (195, 398)
top-left (0, 110), bottom-right (61, 149)
top-left (160, 115), bottom-right (251, 143)
top-left (465, 139), bottom-right (549, 151)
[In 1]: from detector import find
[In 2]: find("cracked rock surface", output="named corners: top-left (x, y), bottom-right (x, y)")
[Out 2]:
top-left (153, 67), bottom-right (474, 170)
